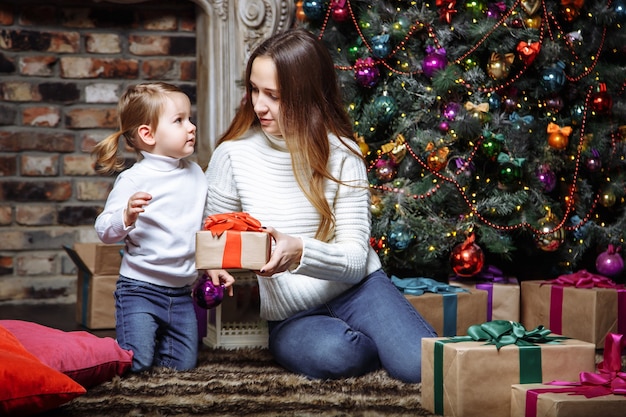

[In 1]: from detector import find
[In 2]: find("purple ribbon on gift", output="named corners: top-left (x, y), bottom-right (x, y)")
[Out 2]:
top-left (453, 265), bottom-right (517, 321)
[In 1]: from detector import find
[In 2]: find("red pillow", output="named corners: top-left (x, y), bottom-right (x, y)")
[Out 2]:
top-left (0, 325), bottom-right (86, 416)
top-left (0, 320), bottom-right (133, 388)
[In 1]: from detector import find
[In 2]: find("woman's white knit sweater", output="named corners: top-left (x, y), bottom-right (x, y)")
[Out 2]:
top-left (204, 128), bottom-right (382, 321)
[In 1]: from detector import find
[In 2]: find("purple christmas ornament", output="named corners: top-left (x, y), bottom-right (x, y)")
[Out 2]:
top-left (422, 46), bottom-right (447, 78)
top-left (354, 57), bottom-right (380, 88)
top-left (193, 274), bottom-right (225, 309)
top-left (536, 164), bottom-right (557, 192)
top-left (596, 245), bottom-right (624, 278)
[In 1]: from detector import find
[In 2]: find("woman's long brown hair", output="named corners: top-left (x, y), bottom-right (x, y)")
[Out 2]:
top-left (218, 28), bottom-right (363, 241)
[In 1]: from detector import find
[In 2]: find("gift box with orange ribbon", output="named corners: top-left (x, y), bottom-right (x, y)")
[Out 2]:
top-left (510, 333), bottom-right (626, 417)
top-left (521, 270), bottom-right (626, 348)
top-left (195, 212), bottom-right (271, 270)
top-left (421, 321), bottom-right (596, 417)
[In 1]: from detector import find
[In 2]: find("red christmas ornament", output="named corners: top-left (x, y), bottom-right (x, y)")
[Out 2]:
top-left (450, 233), bottom-right (485, 277)
top-left (516, 41), bottom-right (541, 66)
top-left (436, 0), bottom-right (458, 23)
top-left (590, 83), bottom-right (613, 115)
top-left (330, 0), bottom-right (349, 22)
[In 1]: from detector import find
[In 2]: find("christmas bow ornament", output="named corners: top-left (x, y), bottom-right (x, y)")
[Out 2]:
top-left (510, 112), bottom-right (534, 125)
top-left (482, 130), bottom-right (505, 142)
top-left (204, 212), bottom-right (262, 237)
top-left (497, 152), bottom-right (525, 166)
top-left (436, 0), bottom-right (457, 23)
top-left (517, 41), bottom-right (541, 65)
top-left (546, 122), bottom-right (572, 136)
top-left (464, 101), bottom-right (489, 113)
top-left (381, 134), bottom-right (407, 163)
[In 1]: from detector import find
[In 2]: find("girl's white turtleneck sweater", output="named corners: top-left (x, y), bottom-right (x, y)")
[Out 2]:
top-left (204, 128), bottom-right (382, 321)
top-left (95, 151), bottom-right (208, 288)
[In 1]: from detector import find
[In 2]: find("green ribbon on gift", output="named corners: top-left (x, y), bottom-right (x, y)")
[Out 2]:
top-left (391, 276), bottom-right (468, 336)
top-left (433, 320), bottom-right (568, 415)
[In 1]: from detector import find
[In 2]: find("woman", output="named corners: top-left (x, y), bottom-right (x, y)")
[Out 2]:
top-left (204, 29), bottom-right (436, 382)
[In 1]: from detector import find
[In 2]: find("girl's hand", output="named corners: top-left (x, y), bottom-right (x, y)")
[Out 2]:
top-left (257, 226), bottom-right (302, 277)
top-left (206, 269), bottom-right (235, 296)
top-left (124, 192), bottom-right (152, 227)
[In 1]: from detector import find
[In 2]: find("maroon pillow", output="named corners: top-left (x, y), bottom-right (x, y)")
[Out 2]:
top-left (1, 320), bottom-right (133, 388)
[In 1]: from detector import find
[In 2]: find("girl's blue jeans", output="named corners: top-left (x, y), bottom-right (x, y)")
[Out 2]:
top-left (267, 269), bottom-right (436, 383)
top-left (115, 276), bottom-right (198, 373)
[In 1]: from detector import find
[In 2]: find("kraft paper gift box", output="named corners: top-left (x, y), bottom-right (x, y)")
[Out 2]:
top-left (510, 333), bottom-right (626, 417)
top-left (521, 271), bottom-right (626, 348)
top-left (450, 266), bottom-right (520, 321)
top-left (393, 276), bottom-right (487, 337)
top-left (196, 212), bottom-right (271, 271)
top-left (64, 243), bottom-right (123, 329)
top-left (510, 384), bottom-right (626, 417)
top-left (195, 231), bottom-right (270, 270)
top-left (421, 321), bottom-right (596, 417)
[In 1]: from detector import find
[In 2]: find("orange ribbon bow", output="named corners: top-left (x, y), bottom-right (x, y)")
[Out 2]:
top-left (203, 212), bottom-right (262, 237)
top-left (546, 122), bottom-right (572, 137)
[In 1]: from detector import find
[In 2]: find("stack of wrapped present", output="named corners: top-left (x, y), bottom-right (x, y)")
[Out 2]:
top-left (510, 332), bottom-right (626, 417)
top-left (421, 320), bottom-right (597, 417)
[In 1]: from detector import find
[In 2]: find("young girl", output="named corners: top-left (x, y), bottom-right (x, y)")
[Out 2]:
top-left (93, 82), bottom-right (232, 372)
top-left (204, 29), bottom-right (436, 383)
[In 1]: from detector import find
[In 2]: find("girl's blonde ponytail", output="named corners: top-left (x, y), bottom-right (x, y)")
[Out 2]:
top-left (92, 131), bottom-right (126, 175)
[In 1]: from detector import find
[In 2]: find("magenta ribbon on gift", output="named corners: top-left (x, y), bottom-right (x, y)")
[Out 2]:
top-left (454, 264), bottom-right (517, 321)
top-left (523, 333), bottom-right (626, 417)
top-left (543, 269), bottom-right (626, 335)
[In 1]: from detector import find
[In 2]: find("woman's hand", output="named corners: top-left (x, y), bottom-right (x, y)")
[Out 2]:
top-left (206, 269), bottom-right (235, 296)
top-left (257, 226), bottom-right (302, 277)
top-left (124, 192), bottom-right (152, 227)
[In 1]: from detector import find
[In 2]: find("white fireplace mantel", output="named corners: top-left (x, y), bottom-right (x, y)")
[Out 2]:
top-left (104, 0), bottom-right (295, 168)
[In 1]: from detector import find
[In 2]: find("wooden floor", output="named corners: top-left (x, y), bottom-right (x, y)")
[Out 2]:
top-left (0, 303), bottom-right (116, 338)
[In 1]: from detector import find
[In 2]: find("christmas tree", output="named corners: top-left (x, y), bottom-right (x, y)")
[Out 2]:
top-left (296, 0), bottom-right (626, 282)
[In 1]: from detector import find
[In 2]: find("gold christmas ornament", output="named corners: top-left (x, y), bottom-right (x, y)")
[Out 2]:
top-left (524, 15), bottom-right (542, 29)
top-left (521, 0), bottom-right (540, 15)
top-left (535, 210), bottom-right (565, 252)
top-left (547, 122), bottom-right (573, 150)
top-left (487, 53), bottom-right (515, 80)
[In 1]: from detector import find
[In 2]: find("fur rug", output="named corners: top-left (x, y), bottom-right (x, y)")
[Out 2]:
top-left (46, 347), bottom-right (436, 417)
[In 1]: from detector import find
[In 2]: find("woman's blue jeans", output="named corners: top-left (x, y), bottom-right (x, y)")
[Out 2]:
top-left (267, 269), bottom-right (436, 383)
top-left (115, 276), bottom-right (198, 373)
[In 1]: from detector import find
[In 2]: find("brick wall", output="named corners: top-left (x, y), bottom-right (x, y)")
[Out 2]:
top-left (0, 0), bottom-right (198, 303)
